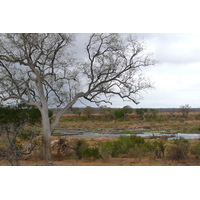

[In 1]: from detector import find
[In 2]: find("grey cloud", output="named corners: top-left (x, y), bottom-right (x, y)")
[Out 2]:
top-left (139, 33), bottom-right (200, 65)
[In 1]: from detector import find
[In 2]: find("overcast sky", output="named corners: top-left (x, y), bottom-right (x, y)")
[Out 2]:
top-left (73, 33), bottom-right (200, 109)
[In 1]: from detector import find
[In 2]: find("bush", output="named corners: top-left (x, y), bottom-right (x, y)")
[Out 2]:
top-left (100, 135), bottom-right (152, 159)
top-left (83, 148), bottom-right (101, 160)
top-left (167, 137), bottom-right (189, 160)
top-left (111, 135), bottom-right (144, 157)
top-left (100, 136), bottom-right (133, 158)
top-left (112, 140), bottom-right (128, 157)
top-left (0, 104), bottom-right (42, 125)
top-left (100, 141), bottom-right (114, 159)
top-left (114, 110), bottom-right (125, 118)
top-left (130, 135), bottom-right (145, 145)
top-left (128, 141), bottom-right (153, 159)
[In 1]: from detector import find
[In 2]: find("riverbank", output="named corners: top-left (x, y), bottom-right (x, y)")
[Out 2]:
top-left (1, 136), bottom-right (198, 166)
top-left (56, 115), bottom-right (200, 135)
top-left (2, 115), bottom-right (200, 166)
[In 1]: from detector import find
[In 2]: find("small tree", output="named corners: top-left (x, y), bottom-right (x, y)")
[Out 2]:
top-left (114, 109), bottom-right (125, 118)
top-left (148, 109), bottom-right (158, 118)
top-left (180, 104), bottom-right (191, 118)
top-left (135, 108), bottom-right (148, 120)
top-left (121, 105), bottom-right (133, 117)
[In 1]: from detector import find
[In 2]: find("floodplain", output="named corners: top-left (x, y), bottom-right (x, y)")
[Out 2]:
top-left (2, 111), bottom-right (200, 166)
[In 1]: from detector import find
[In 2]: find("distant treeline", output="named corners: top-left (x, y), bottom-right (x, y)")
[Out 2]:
top-left (51, 107), bottom-right (200, 114)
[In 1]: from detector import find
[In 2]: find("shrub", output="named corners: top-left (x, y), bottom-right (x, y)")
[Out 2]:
top-left (100, 141), bottom-right (114, 159)
top-left (83, 148), bottom-right (101, 160)
top-left (112, 140), bottom-right (128, 157)
top-left (128, 141), bottom-right (153, 158)
top-left (111, 135), bottom-right (144, 157)
top-left (130, 135), bottom-right (145, 145)
top-left (100, 135), bottom-right (152, 159)
top-left (74, 140), bottom-right (90, 159)
top-left (114, 110), bottom-right (125, 118)
top-left (167, 137), bottom-right (189, 160)
top-left (100, 136), bottom-right (133, 158)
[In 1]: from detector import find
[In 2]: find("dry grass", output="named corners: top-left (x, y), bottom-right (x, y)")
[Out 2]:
top-left (1, 112), bottom-right (200, 166)
top-left (54, 113), bottom-right (200, 134)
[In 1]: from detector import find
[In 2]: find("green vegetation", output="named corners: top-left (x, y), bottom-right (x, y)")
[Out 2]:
top-left (0, 103), bottom-right (41, 125)
top-left (2, 103), bottom-right (200, 165)
top-left (52, 136), bottom-right (200, 163)
top-left (135, 108), bottom-right (148, 120)
top-left (148, 109), bottom-right (159, 118)
top-left (98, 135), bottom-right (153, 158)
top-left (0, 104), bottom-right (45, 165)
top-left (114, 110), bottom-right (125, 118)
top-left (56, 138), bottom-right (101, 160)
top-left (121, 106), bottom-right (133, 116)
top-left (83, 148), bottom-right (101, 160)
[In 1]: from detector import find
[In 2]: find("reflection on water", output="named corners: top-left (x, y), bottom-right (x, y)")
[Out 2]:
top-left (54, 131), bottom-right (200, 140)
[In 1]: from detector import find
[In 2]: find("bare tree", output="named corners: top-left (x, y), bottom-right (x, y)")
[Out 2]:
top-left (0, 33), bottom-right (156, 161)
top-left (180, 104), bottom-right (191, 118)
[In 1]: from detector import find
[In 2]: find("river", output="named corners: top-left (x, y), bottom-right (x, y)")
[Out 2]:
top-left (53, 130), bottom-right (200, 140)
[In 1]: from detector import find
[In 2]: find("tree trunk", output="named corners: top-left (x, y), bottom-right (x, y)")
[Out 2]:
top-left (41, 110), bottom-right (52, 161)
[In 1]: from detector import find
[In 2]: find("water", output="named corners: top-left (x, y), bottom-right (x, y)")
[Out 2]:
top-left (173, 133), bottom-right (200, 140)
top-left (53, 131), bottom-right (200, 140)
